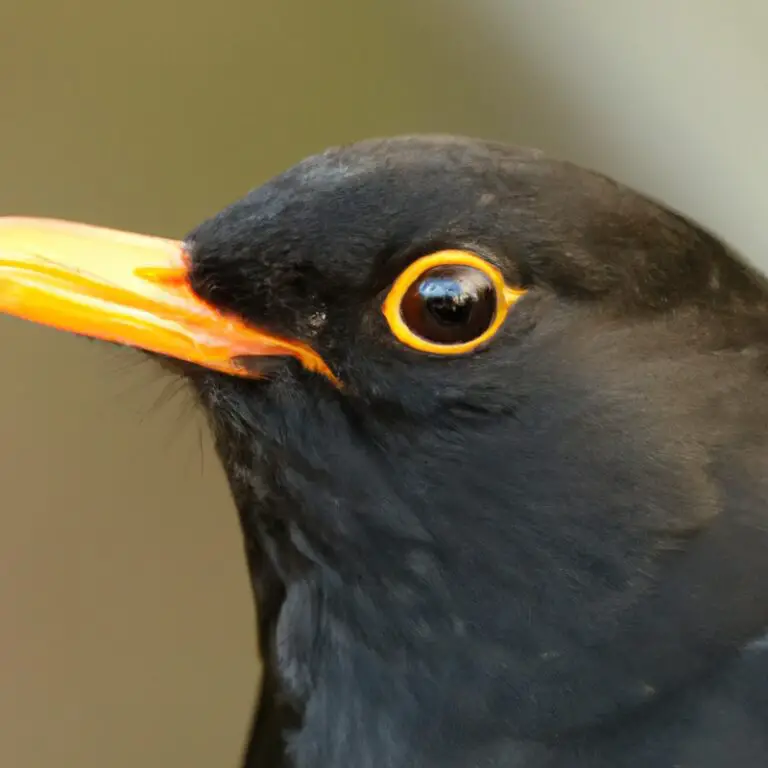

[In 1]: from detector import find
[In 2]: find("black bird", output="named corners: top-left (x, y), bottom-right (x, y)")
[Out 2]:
top-left (1, 135), bottom-right (768, 768)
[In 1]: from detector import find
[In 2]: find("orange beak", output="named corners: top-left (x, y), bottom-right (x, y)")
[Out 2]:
top-left (0, 217), bottom-right (338, 384)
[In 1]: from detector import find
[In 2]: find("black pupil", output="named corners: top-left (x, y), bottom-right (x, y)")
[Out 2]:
top-left (400, 264), bottom-right (498, 345)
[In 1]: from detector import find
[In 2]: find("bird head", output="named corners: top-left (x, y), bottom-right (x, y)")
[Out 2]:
top-left (2, 136), bottom-right (768, 749)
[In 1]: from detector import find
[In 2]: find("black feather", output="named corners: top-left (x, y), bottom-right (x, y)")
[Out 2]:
top-left (175, 135), bottom-right (768, 767)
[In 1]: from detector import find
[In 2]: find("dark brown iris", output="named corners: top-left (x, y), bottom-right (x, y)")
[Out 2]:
top-left (400, 264), bottom-right (497, 345)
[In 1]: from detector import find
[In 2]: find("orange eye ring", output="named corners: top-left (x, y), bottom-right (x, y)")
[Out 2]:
top-left (382, 250), bottom-right (526, 355)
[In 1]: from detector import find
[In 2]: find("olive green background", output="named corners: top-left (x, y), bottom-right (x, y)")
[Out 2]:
top-left (0, 1), bottom-right (766, 765)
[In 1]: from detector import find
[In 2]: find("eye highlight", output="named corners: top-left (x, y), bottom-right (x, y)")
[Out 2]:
top-left (382, 250), bottom-right (526, 355)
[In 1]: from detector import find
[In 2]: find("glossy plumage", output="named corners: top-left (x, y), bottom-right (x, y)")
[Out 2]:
top-left (173, 136), bottom-right (768, 767)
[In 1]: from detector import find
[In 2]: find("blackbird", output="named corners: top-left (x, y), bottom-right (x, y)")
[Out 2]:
top-left (1, 135), bottom-right (768, 767)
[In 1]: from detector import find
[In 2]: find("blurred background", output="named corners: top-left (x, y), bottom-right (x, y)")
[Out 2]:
top-left (1, 1), bottom-right (767, 765)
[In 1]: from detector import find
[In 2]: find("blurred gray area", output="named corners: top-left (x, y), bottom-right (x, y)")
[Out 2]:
top-left (0, 1), bottom-right (765, 765)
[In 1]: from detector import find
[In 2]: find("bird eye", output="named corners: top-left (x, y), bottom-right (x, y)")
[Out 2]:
top-left (401, 265), bottom-right (496, 343)
top-left (382, 250), bottom-right (525, 355)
